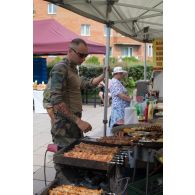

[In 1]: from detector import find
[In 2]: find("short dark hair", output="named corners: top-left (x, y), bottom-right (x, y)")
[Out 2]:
top-left (70, 38), bottom-right (87, 48)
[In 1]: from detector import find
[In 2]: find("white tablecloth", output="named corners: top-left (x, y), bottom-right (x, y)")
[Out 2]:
top-left (33, 90), bottom-right (47, 113)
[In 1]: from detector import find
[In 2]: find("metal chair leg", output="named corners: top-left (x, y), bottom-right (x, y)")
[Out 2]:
top-left (43, 144), bottom-right (58, 186)
top-left (43, 150), bottom-right (48, 186)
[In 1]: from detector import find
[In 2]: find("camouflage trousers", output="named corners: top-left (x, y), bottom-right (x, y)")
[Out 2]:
top-left (51, 112), bottom-right (83, 182)
top-left (51, 112), bottom-right (83, 147)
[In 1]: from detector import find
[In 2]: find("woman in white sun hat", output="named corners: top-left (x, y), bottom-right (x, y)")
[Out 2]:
top-left (109, 66), bottom-right (132, 129)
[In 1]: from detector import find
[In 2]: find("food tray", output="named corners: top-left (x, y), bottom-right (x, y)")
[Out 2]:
top-left (137, 140), bottom-right (163, 149)
top-left (35, 179), bottom-right (115, 195)
top-left (81, 136), bottom-right (134, 147)
top-left (53, 141), bottom-right (125, 171)
top-left (112, 122), bottom-right (163, 134)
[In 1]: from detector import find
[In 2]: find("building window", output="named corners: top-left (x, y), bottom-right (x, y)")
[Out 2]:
top-left (81, 24), bottom-right (90, 36)
top-left (148, 44), bottom-right (153, 57)
top-left (121, 47), bottom-right (133, 57)
top-left (33, 4), bottom-right (35, 15)
top-left (48, 3), bottom-right (57, 14)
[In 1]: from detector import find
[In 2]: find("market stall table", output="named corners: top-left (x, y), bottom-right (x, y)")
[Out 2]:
top-left (112, 123), bottom-right (163, 195)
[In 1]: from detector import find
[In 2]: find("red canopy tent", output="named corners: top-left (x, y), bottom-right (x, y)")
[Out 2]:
top-left (33, 19), bottom-right (106, 55)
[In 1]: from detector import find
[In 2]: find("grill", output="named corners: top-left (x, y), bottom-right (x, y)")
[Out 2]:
top-left (35, 179), bottom-right (115, 195)
top-left (111, 123), bottom-right (163, 150)
top-left (53, 140), bottom-right (127, 171)
top-left (36, 167), bottom-right (129, 195)
top-left (38, 135), bottom-right (163, 195)
top-left (112, 123), bottom-right (163, 135)
top-left (50, 140), bottom-right (130, 194)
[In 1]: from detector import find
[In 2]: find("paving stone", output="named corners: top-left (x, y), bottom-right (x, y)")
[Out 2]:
top-left (46, 161), bottom-right (54, 168)
top-left (34, 135), bottom-right (52, 150)
top-left (33, 179), bottom-right (50, 195)
top-left (33, 166), bottom-right (56, 182)
top-left (34, 153), bottom-right (53, 167)
top-left (33, 165), bottom-right (42, 173)
top-left (34, 145), bottom-right (54, 155)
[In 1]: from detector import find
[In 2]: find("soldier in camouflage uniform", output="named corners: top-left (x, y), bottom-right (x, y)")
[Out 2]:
top-left (43, 38), bottom-right (106, 183)
top-left (43, 38), bottom-right (106, 147)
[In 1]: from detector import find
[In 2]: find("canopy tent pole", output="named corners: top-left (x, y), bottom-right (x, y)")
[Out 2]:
top-left (103, 24), bottom-right (111, 136)
top-left (144, 26), bottom-right (149, 81)
top-left (144, 42), bottom-right (147, 80)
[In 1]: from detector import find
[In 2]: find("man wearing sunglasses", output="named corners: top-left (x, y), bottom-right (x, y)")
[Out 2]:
top-left (43, 38), bottom-right (108, 182)
top-left (44, 38), bottom-right (106, 148)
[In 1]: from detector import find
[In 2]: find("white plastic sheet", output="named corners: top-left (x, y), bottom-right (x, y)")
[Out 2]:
top-left (33, 90), bottom-right (47, 113)
top-left (124, 107), bottom-right (138, 125)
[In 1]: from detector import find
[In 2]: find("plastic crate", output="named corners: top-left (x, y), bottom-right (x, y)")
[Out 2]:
top-left (127, 173), bottom-right (163, 195)
top-left (33, 58), bottom-right (48, 84)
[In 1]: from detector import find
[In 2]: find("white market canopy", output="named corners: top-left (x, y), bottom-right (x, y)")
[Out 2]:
top-left (44, 0), bottom-right (163, 135)
top-left (45, 0), bottom-right (163, 42)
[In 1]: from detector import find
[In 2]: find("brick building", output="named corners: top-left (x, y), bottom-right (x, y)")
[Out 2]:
top-left (33, 0), bottom-right (153, 63)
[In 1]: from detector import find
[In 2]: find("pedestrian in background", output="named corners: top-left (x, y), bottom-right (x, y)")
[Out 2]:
top-left (98, 80), bottom-right (111, 106)
top-left (109, 66), bottom-right (132, 130)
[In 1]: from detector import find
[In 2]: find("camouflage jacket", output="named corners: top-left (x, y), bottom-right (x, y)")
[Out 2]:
top-left (43, 58), bottom-right (96, 113)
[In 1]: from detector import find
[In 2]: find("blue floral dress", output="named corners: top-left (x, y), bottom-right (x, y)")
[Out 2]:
top-left (109, 78), bottom-right (130, 128)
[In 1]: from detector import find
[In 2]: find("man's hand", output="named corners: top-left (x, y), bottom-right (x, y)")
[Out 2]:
top-left (92, 66), bottom-right (111, 86)
top-left (103, 66), bottom-right (111, 76)
top-left (76, 118), bottom-right (92, 133)
top-left (115, 131), bottom-right (125, 138)
top-left (118, 93), bottom-right (131, 102)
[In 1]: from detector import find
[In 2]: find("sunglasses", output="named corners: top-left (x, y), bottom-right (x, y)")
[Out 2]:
top-left (71, 47), bottom-right (88, 58)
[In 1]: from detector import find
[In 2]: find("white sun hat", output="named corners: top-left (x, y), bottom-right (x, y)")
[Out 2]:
top-left (112, 66), bottom-right (127, 76)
